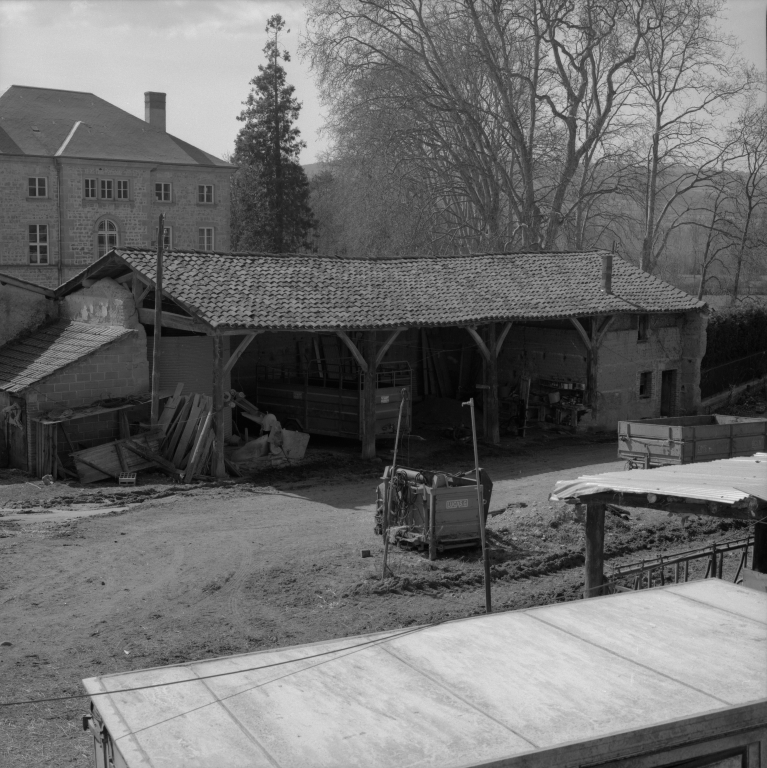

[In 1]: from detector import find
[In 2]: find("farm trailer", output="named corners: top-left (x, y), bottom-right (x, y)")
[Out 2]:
top-left (83, 579), bottom-right (766, 768)
top-left (618, 414), bottom-right (767, 468)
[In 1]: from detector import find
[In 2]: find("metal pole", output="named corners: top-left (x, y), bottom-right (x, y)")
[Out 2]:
top-left (382, 389), bottom-right (407, 580)
top-left (463, 397), bottom-right (491, 613)
top-left (150, 213), bottom-right (165, 425)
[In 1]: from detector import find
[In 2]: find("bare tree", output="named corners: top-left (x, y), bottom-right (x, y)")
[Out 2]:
top-left (726, 96), bottom-right (767, 304)
top-left (305, 0), bottom-right (655, 251)
top-left (630, 0), bottom-right (752, 272)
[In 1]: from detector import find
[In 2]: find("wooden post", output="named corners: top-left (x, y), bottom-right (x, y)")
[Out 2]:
top-left (361, 331), bottom-right (377, 459)
top-left (485, 323), bottom-right (500, 445)
top-left (584, 502), bottom-right (605, 598)
top-left (212, 334), bottom-right (226, 478)
top-left (753, 521), bottom-right (767, 574)
top-left (150, 212), bottom-right (165, 425)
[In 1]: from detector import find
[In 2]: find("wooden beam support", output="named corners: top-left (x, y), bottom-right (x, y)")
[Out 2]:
top-left (465, 326), bottom-right (491, 362)
top-left (596, 315), bottom-right (616, 347)
top-left (495, 321), bottom-right (513, 356)
top-left (361, 332), bottom-right (377, 459)
top-left (375, 329), bottom-right (405, 368)
top-left (138, 307), bottom-right (210, 334)
top-left (569, 317), bottom-right (592, 350)
top-left (485, 323), bottom-right (500, 444)
top-left (115, 272), bottom-right (134, 285)
top-left (212, 335), bottom-right (226, 478)
top-left (223, 332), bottom-right (260, 376)
top-left (336, 330), bottom-right (368, 373)
top-left (584, 502), bottom-right (605, 598)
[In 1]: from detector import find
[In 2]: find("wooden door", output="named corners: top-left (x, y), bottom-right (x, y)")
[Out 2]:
top-left (660, 369), bottom-right (677, 417)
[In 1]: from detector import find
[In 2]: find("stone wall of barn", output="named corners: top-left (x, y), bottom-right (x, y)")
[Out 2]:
top-left (592, 310), bottom-right (708, 430)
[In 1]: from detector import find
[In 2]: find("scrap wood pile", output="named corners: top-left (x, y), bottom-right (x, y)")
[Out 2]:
top-left (70, 384), bottom-right (215, 485)
top-left (67, 384), bottom-right (308, 485)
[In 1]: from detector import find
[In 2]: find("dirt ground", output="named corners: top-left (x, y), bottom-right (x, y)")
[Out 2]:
top-left (0, 408), bottom-right (759, 767)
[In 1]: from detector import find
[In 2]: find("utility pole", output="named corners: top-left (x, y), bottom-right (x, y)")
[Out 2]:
top-left (150, 213), bottom-right (165, 425)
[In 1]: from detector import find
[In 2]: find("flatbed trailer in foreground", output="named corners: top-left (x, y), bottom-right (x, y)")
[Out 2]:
top-left (83, 579), bottom-right (766, 768)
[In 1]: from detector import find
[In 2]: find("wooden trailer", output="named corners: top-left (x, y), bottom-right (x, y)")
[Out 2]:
top-left (618, 414), bottom-right (767, 468)
top-left (83, 579), bottom-right (766, 768)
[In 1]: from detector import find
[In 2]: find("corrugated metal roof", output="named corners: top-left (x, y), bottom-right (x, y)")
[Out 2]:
top-left (59, 248), bottom-right (704, 332)
top-left (0, 320), bottom-right (132, 393)
top-left (81, 580), bottom-right (767, 768)
top-left (550, 453), bottom-right (767, 504)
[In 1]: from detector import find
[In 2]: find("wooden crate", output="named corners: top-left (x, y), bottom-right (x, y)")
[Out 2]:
top-left (618, 414), bottom-right (767, 467)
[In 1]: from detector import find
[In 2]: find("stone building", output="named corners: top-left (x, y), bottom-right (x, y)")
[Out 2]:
top-left (0, 85), bottom-right (234, 288)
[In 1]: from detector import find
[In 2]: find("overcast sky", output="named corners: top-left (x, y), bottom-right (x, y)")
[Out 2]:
top-left (0, 0), bottom-right (764, 165)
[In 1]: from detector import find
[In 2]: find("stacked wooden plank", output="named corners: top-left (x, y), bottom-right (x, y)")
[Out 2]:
top-left (157, 390), bottom-right (215, 482)
top-left (71, 430), bottom-right (169, 484)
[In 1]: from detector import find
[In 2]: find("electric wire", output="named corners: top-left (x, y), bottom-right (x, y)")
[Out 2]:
top-left (0, 622), bottom-right (433, 709)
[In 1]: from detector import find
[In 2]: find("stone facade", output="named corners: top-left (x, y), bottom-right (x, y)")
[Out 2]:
top-left (592, 310), bottom-right (708, 429)
top-left (0, 156), bottom-right (232, 288)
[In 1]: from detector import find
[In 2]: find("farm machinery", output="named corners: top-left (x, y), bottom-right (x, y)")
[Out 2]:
top-left (374, 465), bottom-right (493, 560)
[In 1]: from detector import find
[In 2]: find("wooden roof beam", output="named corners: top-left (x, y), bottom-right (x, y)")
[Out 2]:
top-left (336, 331), bottom-right (368, 373)
top-left (223, 332), bottom-right (261, 376)
top-left (138, 308), bottom-right (211, 335)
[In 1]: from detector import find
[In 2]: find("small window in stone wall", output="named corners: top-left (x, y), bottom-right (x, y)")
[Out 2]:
top-left (116, 179), bottom-right (129, 200)
top-left (637, 314), bottom-right (649, 342)
top-left (28, 224), bottom-right (49, 264)
top-left (100, 179), bottom-right (113, 200)
top-left (28, 177), bottom-right (47, 197)
top-left (84, 178), bottom-right (97, 199)
top-left (198, 184), bottom-right (214, 204)
top-left (198, 227), bottom-right (214, 251)
top-left (639, 370), bottom-right (653, 399)
top-left (155, 182), bottom-right (172, 202)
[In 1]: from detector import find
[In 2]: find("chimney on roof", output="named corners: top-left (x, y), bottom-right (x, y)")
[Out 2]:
top-left (601, 253), bottom-right (613, 295)
top-left (144, 92), bottom-right (166, 132)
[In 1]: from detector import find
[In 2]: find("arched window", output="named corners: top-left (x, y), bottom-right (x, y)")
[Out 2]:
top-left (97, 219), bottom-right (118, 257)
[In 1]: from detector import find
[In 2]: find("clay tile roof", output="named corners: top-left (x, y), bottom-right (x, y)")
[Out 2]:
top-left (0, 85), bottom-right (233, 167)
top-left (0, 320), bottom-right (132, 393)
top-left (75, 248), bottom-right (705, 332)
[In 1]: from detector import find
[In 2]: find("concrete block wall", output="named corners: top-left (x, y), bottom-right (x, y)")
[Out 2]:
top-left (23, 331), bottom-right (149, 470)
top-left (0, 155), bottom-right (233, 287)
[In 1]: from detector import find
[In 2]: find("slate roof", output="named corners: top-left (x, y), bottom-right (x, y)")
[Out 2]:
top-left (0, 320), bottom-right (132, 394)
top-left (62, 248), bottom-right (704, 332)
top-left (0, 85), bottom-right (232, 167)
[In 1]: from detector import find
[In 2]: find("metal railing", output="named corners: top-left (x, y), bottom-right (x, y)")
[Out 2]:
top-left (607, 535), bottom-right (753, 593)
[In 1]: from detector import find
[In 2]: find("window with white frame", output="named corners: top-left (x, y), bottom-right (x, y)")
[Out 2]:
top-left (116, 179), bottom-right (129, 200)
top-left (84, 178), bottom-right (97, 199)
top-left (97, 219), bottom-right (118, 257)
top-left (155, 182), bottom-right (172, 202)
top-left (28, 224), bottom-right (49, 264)
top-left (154, 226), bottom-right (172, 249)
top-left (198, 227), bottom-right (214, 251)
top-left (198, 185), bottom-right (214, 204)
top-left (100, 179), bottom-right (113, 200)
top-left (28, 177), bottom-right (47, 197)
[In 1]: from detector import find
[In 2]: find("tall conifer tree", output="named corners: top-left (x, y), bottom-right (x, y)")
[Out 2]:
top-left (232, 15), bottom-right (314, 253)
